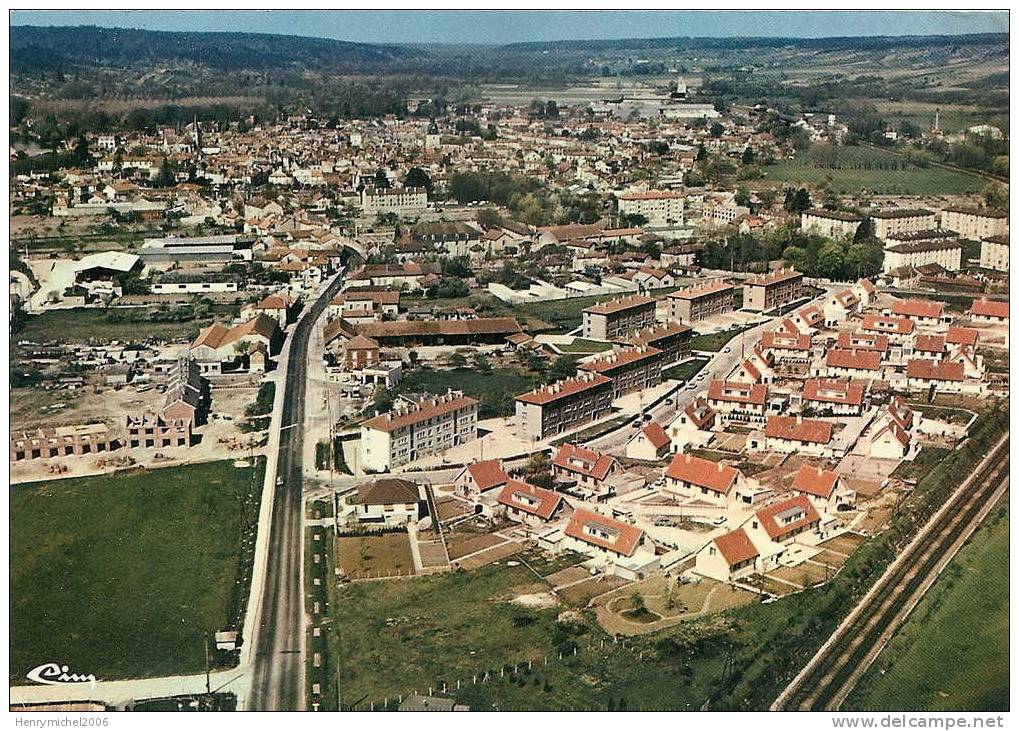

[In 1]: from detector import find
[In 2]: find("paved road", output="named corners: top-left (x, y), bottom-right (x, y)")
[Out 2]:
top-left (247, 275), bottom-right (345, 711)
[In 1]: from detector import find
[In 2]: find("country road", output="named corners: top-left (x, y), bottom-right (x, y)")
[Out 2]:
top-left (246, 274), bottom-right (345, 711)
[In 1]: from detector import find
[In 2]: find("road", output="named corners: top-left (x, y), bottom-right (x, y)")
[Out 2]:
top-left (772, 433), bottom-right (1009, 711)
top-left (246, 274), bottom-right (345, 711)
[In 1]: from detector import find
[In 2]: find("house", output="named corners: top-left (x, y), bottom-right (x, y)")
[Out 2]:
top-left (889, 298), bottom-right (945, 331)
top-left (745, 495), bottom-right (822, 550)
top-left (753, 415), bottom-right (835, 458)
top-left (552, 442), bottom-right (619, 497)
top-left (905, 359), bottom-right (978, 395)
top-left (496, 480), bottom-right (567, 527)
top-left (354, 478), bottom-right (426, 525)
top-left (729, 350), bottom-right (775, 385)
top-left (706, 380), bottom-right (768, 425)
top-left (626, 421), bottom-right (672, 461)
top-left (666, 398), bottom-right (716, 452)
top-left (868, 396), bottom-right (915, 460)
top-left (836, 330), bottom-right (888, 355)
top-left (562, 509), bottom-right (658, 579)
top-left (695, 528), bottom-right (759, 582)
top-left (822, 289), bottom-right (861, 326)
top-left (802, 378), bottom-right (865, 416)
top-left (969, 298), bottom-right (1008, 324)
top-left (860, 314), bottom-right (914, 343)
top-left (664, 452), bottom-right (742, 505)
top-left (454, 459), bottom-right (509, 499)
top-left (244, 292), bottom-right (300, 327)
top-left (822, 349), bottom-right (882, 381)
top-left (760, 330), bottom-right (812, 364)
top-left (343, 335), bottom-right (381, 370)
top-left (190, 315), bottom-right (283, 374)
top-left (790, 465), bottom-right (855, 513)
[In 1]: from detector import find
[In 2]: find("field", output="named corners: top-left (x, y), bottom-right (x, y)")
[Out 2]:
top-left (846, 501), bottom-right (1008, 712)
top-left (14, 305), bottom-right (237, 344)
top-left (337, 533), bottom-right (416, 579)
top-left (10, 458), bottom-right (265, 682)
top-left (757, 145), bottom-right (986, 195)
top-left (395, 365), bottom-right (538, 418)
top-left (555, 338), bottom-right (615, 354)
top-left (662, 358), bottom-right (708, 382)
top-left (689, 327), bottom-right (748, 352)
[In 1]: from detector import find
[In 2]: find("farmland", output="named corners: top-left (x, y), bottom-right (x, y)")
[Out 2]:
top-left (10, 458), bottom-right (265, 682)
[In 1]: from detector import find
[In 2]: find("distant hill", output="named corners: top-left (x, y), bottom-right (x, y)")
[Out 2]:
top-left (500, 32), bottom-right (1009, 53)
top-left (10, 25), bottom-right (413, 71)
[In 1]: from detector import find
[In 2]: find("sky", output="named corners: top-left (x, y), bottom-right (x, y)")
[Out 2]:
top-left (9, 10), bottom-right (1009, 45)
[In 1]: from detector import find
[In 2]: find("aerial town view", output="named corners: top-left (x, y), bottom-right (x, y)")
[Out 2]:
top-left (7, 8), bottom-right (1010, 719)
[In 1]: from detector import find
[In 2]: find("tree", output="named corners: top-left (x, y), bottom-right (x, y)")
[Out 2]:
top-left (547, 355), bottom-right (578, 383)
top-left (448, 352), bottom-right (468, 368)
top-left (815, 241), bottom-right (846, 280)
top-left (373, 169), bottom-right (390, 189)
top-left (154, 156), bottom-right (175, 187)
top-left (782, 245), bottom-right (810, 273)
top-left (983, 182), bottom-right (1009, 211)
top-left (710, 122), bottom-right (724, 138)
top-left (477, 207), bottom-right (503, 229)
top-left (734, 186), bottom-right (752, 208)
top-left (404, 166), bottom-right (432, 193)
top-left (371, 387), bottom-right (394, 415)
top-left (741, 147), bottom-right (756, 165)
top-left (784, 187), bottom-right (812, 215)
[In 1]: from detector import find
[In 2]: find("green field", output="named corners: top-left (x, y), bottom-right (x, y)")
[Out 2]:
top-left (396, 365), bottom-right (539, 418)
top-left (689, 327), bottom-right (749, 352)
top-left (556, 338), bottom-right (615, 354)
top-left (663, 358), bottom-right (709, 382)
top-left (14, 305), bottom-right (237, 343)
top-left (846, 501), bottom-right (1009, 711)
top-left (759, 145), bottom-right (985, 195)
top-left (10, 458), bottom-right (264, 682)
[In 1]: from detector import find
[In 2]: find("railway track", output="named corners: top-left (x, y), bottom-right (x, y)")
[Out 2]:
top-left (773, 434), bottom-right (1009, 711)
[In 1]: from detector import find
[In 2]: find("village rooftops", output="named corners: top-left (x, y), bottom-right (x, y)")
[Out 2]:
top-left (667, 278), bottom-right (734, 300)
top-left (861, 314), bottom-right (914, 335)
top-left (192, 314), bottom-right (278, 350)
top-left (803, 208), bottom-right (862, 222)
top-left (891, 298), bottom-right (944, 320)
top-left (515, 372), bottom-right (613, 406)
top-left (565, 509), bottom-right (644, 557)
top-left (945, 326), bottom-right (979, 347)
top-left (791, 465), bottom-right (840, 500)
top-left (970, 298), bottom-right (1009, 319)
top-left (913, 334), bottom-right (946, 353)
top-left (362, 391), bottom-right (478, 432)
top-left (744, 268), bottom-right (802, 286)
top-left (356, 478), bottom-right (421, 506)
top-left (755, 495), bottom-right (821, 541)
top-left (464, 459), bottom-right (509, 492)
top-left (765, 415), bottom-right (833, 444)
top-left (836, 331), bottom-right (889, 352)
top-left (496, 480), bottom-right (564, 520)
top-left (684, 398), bottom-right (716, 430)
top-left (761, 330), bottom-right (811, 351)
top-left (665, 452), bottom-right (740, 494)
top-left (583, 294), bottom-right (656, 316)
top-left (627, 320), bottom-right (694, 345)
top-left (640, 422), bottom-right (671, 451)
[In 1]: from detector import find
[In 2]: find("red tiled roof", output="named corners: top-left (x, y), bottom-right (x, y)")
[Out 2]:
top-left (583, 294), bottom-right (656, 316)
top-left (761, 330), bottom-right (811, 351)
top-left (665, 453), bottom-right (739, 494)
top-left (579, 346), bottom-right (661, 375)
top-left (755, 495), bottom-right (820, 541)
top-left (825, 349), bottom-right (881, 371)
top-left (861, 314), bottom-right (914, 335)
top-left (565, 509), bottom-right (644, 557)
top-left (640, 422), bottom-right (671, 450)
top-left (668, 279), bottom-right (734, 300)
top-left (945, 326), bottom-right (979, 347)
top-left (791, 465), bottom-right (839, 499)
top-left (906, 359), bottom-right (965, 382)
top-left (970, 298), bottom-right (1009, 319)
top-left (713, 528), bottom-right (759, 567)
top-left (803, 378), bottom-right (864, 406)
top-left (553, 443), bottom-right (617, 481)
top-left (837, 331), bottom-right (889, 352)
top-left (466, 459), bottom-right (509, 492)
top-left (496, 480), bottom-right (564, 520)
top-left (362, 392), bottom-right (478, 432)
top-left (515, 373), bottom-right (612, 405)
top-left (891, 298), bottom-right (943, 320)
top-left (745, 268), bottom-right (802, 287)
top-left (707, 380), bottom-right (768, 405)
top-left (764, 416), bottom-right (833, 445)
top-left (913, 334), bottom-right (946, 353)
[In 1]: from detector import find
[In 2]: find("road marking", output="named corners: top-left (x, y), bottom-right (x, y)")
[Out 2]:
top-left (280, 423), bottom-right (299, 431)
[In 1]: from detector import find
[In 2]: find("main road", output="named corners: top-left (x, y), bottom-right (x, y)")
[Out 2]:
top-left (246, 273), bottom-right (345, 711)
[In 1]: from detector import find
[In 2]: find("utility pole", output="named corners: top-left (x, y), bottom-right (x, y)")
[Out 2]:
top-left (204, 632), bottom-right (211, 697)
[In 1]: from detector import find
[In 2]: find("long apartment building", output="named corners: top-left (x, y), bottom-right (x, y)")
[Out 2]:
top-left (578, 346), bottom-right (664, 398)
top-left (742, 269), bottom-right (803, 312)
top-left (627, 320), bottom-right (693, 365)
top-left (582, 295), bottom-right (656, 341)
top-left (515, 372), bottom-right (613, 441)
top-left (869, 209), bottom-right (938, 241)
top-left (360, 391), bottom-right (479, 471)
top-left (800, 208), bottom-right (863, 240)
top-left (667, 279), bottom-right (735, 323)
top-left (941, 206), bottom-right (1008, 241)
top-left (883, 239), bottom-right (962, 274)
top-left (359, 186), bottom-right (428, 217)
top-left (980, 234), bottom-right (1009, 272)
top-left (617, 190), bottom-right (685, 225)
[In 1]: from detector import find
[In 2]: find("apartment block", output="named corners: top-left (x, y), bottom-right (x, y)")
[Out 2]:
top-left (742, 269), bottom-right (803, 312)
top-left (667, 279), bottom-right (736, 323)
top-left (11, 423), bottom-right (112, 462)
top-left (941, 206), bottom-right (1008, 241)
top-left (578, 346), bottom-right (664, 398)
top-left (617, 190), bottom-right (685, 225)
top-left (582, 295), bottom-right (657, 341)
top-left (869, 209), bottom-right (938, 241)
top-left (800, 208), bottom-right (862, 240)
top-left (979, 234), bottom-right (1009, 272)
top-left (360, 391), bottom-right (479, 471)
top-left (515, 372), bottom-right (614, 441)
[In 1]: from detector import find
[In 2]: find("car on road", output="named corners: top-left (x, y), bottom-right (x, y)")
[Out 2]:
top-left (276, 476), bottom-right (285, 487)
top-left (723, 346), bottom-right (732, 353)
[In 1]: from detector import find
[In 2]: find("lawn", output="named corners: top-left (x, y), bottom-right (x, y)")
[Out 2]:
top-left (10, 458), bottom-right (264, 683)
top-left (14, 304), bottom-right (237, 344)
top-left (891, 446), bottom-right (951, 482)
top-left (758, 145), bottom-right (984, 195)
top-left (689, 327), bottom-right (749, 352)
top-left (663, 358), bottom-right (709, 382)
top-left (556, 338), bottom-right (615, 354)
top-left (395, 365), bottom-right (538, 418)
top-left (846, 501), bottom-right (1009, 712)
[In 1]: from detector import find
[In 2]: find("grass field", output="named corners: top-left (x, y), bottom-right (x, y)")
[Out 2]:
top-left (846, 501), bottom-right (1009, 711)
top-left (10, 459), bottom-right (264, 682)
top-left (758, 145), bottom-right (985, 195)
top-left (663, 358), bottom-right (709, 382)
top-left (689, 327), bottom-right (749, 352)
top-left (396, 365), bottom-right (538, 418)
top-left (14, 305), bottom-right (237, 344)
top-left (556, 338), bottom-right (615, 354)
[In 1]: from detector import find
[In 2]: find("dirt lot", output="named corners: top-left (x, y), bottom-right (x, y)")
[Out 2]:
top-left (558, 576), bottom-right (629, 607)
top-left (446, 532), bottom-right (506, 561)
top-left (819, 532), bottom-right (867, 555)
top-left (592, 576), bottom-right (754, 635)
top-left (338, 533), bottom-right (416, 580)
top-left (455, 540), bottom-right (527, 570)
top-left (758, 576), bottom-right (800, 597)
top-left (769, 561), bottom-right (833, 588)
top-left (434, 495), bottom-right (475, 524)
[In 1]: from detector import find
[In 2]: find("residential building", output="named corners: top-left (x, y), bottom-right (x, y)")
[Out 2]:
top-left (126, 413), bottom-right (192, 449)
top-left (790, 466), bottom-right (855, 513)
top-left (515, 372), bottom-right (614, 441)
top-left (496, 480), bottom-right (567, 527)
top-left (695, 527), bottom-right (759, 582)
top-left (360, 391), bottom-right (479, 471)
top-left (980, 234), bottom-right (1009, 272)
top-left (552, 442), bottom-right (619, 497)
top-left (706, 380), bottom-right (768, 425)
top-left (10, 423), bottom-right (112, 462)
top-left (453, 459), bottom-right (509, 499)
top-left (969, 298), bottom-right (1009, 324)
top-left (802, 378), bottom-right (865, 416)
top-left (742, 269), bottom-right (803, 312)
top-left (354, 478), bottom-right (426, 525)
top-left (359, 186), bottom-right (427, 217)
top-left (869, 209), bottom-right (938, 241)
top-left (625, 422), bottom-right (672, 461)
top-left (666, 398), bottom-right (716, 452)
top-left (627, 321), bottom-right (693, 365)
top-left (753, 415), bottom-right (835, 457)
top-left (890, 298), bottom-right (945, 330)
top-left (562, 509), bottom-right (657, 579)
top-left (882, 239), bottom-right (962, 274)
top-left (800, 208), bottom-right (862, 239)
top-left (664, 452), bottom-right (742, 505)
top-left (940, 206), bottom-right (1008, 240)
top-left (822, 349), bottom-right (882, 381)
top-left (617, 190), bottom-right (685, 225)
top-left (578, 346), bottom-right (663, 397)
top-left (667, 279), bottom-right (736, 323)
top-left (581, 295), bottom-right (657, 341)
